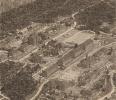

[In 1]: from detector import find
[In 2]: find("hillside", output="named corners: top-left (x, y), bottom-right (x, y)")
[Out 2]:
top-left (0, 0), bottom-right (99, 33)
top-left (0, 0), bottom-right (115, 34)
top-left (75, 1), bottom-right (116, 32)
top-left (0, 0), bottom-right (35, 14)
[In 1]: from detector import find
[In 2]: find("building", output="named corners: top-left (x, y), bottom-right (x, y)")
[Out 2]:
top-left (40, 30), bottom-right (95, 77)
top-left (59, 30), bottom-right (94, 65)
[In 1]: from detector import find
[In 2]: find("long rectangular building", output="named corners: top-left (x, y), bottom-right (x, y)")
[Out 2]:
top-left (62, 30), bottom-right (95, 45)
top-left (40, 30), bottom-right (95, 77)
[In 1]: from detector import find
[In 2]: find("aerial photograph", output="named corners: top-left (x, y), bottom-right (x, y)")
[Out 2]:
top-left (0, 0), bottom-right (116, 100)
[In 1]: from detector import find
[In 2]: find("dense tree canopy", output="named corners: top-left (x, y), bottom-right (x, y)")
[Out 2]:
top-left (1, 71), bottom-right (37, 100)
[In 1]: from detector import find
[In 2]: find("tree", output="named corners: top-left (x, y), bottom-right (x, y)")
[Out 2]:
top-left (1, 71), bottom-right (37, 100)
top-left (80, 89), bottom-right (92, 98)
top-left (29, 53), bottom-right (44, 63)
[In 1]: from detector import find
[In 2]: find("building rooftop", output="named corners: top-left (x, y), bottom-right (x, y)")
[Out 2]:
top-left (60, 30), bottom-right (95, 45)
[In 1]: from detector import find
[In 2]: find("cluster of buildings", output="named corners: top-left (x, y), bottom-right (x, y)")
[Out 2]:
top-left (0, 0), bottom-right (115, 100)
top-left (32, 29), bottom-right (95, 79)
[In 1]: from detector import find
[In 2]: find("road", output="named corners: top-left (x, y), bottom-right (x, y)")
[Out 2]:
top-left (53, 10), bottom-right (77, 40)
top-left (18, 0), bottom-right (104, 63)
top-left (30, 47), bottom-right (90, 100)
top-left (53, 27), bottom-right (74, 40)
top-left (18, 9), bottom-right (78, 63)
top-left (0, 93), bottom-right (9, 100)
top-left (19, 1), bottom-right (116, 99)
top-left (98, 70), bottom-right (116, 100)
top-left (19, 47), bottom-right (38, 62)
top-left (53, 0), bottom-right (107, 43)
top-left (29, 14), bottom-right (78, 100)
top-left (29, 39), bottom-right (99, 100)
top-left (30, 41), bottom-right (116, 100)
top-left (18, 28), bottom-right (74, 62)
top-left (85, 60), bottom-right (109, 89)
top-left (30, 79), bottom-right (49, 100)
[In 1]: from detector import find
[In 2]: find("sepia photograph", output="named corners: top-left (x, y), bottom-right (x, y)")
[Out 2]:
top-left (0, 0), bottom-right (116, 100)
